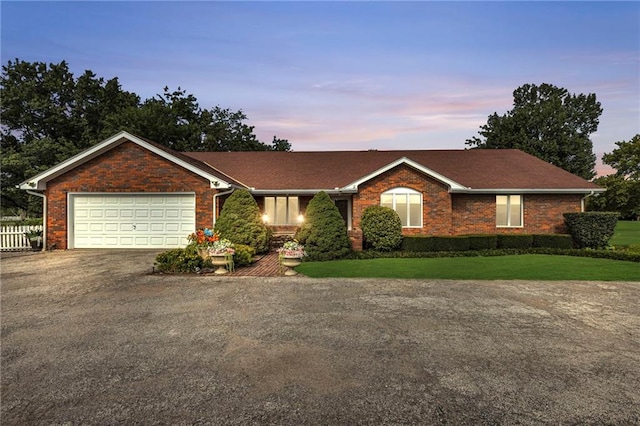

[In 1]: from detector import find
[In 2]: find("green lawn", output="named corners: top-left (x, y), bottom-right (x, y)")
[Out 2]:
top-left (297, 255), bottom-right (640, 281)
top-left (611, 220), bottom-right (640, 246)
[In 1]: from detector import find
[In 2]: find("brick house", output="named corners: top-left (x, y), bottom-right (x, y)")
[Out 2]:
top-left (20, 131), bottom-right (603, 250)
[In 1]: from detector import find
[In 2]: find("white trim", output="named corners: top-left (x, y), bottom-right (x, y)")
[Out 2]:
top-left (453, 188), bottom-right (605, 194)
top-left (342, 157), bottom-right (468, 192)
top-left (19, 131), bottom-right (231, 190)
top-left (496, 194), bottom-right (524, 228)
top-left (67, 191), bottom-right (196, 249)
top-left (249, 189), bottom-right (357, 195)
top-left (381, 187), bottom-right (423, 228)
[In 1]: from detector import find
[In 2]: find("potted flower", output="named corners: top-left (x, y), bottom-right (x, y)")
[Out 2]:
top-left (207, 238), bottom-right (235, 275)
top-left (187, 228), bottom-right (219, 259)
top-left (277, 240), bottom-right (306, 276)
top-left (24, 229), bottom-right (43, 251)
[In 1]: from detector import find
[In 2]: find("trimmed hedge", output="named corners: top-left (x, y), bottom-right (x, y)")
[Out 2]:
top-left (532, 234), bottom-right (573, 249)
top-left (564, 212), bottom-right (619, 249)
top-left (295, 191), bottom-right (352, 261)
top-left (401, 234), bottom-right (573, 252)
top-left (497, 234), bottom-right (533, 249)
top-left (351, 247), bottom-right (640, 263)
top-left (233, 244), bottom-right (256, 267)
top-left (155, 245), bottom-right (210, 273)
top-left (361, 206), bottom-right (403, 251)
top-left (215, 189), bottom-right (271, 254)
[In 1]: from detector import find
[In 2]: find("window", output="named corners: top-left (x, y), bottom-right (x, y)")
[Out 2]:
top-left (496, 195), bottom-right (522, 227)
top-left (381, 188), bottom-right (422, 227)
top-left (264, 196), bottom-right (299, 225)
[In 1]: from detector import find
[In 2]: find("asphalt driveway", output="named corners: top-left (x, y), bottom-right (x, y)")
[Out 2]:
top-left (1, 250), bottom-right (639, 425)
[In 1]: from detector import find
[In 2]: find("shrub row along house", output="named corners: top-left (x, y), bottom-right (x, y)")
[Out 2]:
top-left (19, 131), bottom-right (603, 250)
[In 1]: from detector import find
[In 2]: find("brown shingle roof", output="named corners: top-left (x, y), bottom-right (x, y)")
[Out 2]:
top-left (183, 149), bottom-right (600, 192)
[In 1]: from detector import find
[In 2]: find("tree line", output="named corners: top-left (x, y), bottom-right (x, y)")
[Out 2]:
top-left (1, 60), bottom-right (637, 219)
top-left (1, 59), bottom-right (290, 213)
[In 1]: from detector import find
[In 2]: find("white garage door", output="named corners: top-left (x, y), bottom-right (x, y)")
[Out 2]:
top-left (72, 194), bottom-right (195, 249)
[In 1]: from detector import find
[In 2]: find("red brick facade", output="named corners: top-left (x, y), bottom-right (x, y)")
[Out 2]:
top-left (45, 142), bottom-right (216, 249)
top-left (351, 165), bottom-right (584, 241)
top-left (40, 143), bottom-right (586, 250)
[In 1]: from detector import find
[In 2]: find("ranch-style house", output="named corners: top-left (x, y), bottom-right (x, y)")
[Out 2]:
top-left (19, 131), bottom-right (603, 250)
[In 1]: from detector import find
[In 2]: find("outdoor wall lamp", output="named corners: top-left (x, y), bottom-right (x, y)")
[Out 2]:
top-left (262, 213), bottom-right (269, 223)
top-left (297, 214), bottom-right (304, 223)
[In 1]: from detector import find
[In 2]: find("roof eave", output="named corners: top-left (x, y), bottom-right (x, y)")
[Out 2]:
top-left (18, 131), bottom-right (232, 190)
top-left (343, 157), bottom-right (468, 192)
top-left (450, 188), bottom-right (606, 194)
top-left (249, 188), bottom-right (358, 195)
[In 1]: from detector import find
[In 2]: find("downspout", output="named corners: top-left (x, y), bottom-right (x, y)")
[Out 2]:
top-left (26, 190), bottom-right (46, 251)
top-left (581, 191), bottom-right (595, 212)
top-left (213, 188), bottom-right (235, 226)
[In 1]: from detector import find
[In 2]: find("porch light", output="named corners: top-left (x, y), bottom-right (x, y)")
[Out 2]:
top-left (297, 214), bottom-right (304, 223)
top-left (262, 213), bottom-right (269, 223)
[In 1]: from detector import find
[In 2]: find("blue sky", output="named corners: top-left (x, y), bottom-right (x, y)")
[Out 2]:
top-left (2, 1), bottom-right (639, 175)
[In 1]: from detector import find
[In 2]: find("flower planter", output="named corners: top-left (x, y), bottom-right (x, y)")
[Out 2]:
top-left (197, 247), bottom-right (209, 260)
top-left (209, 253), bottom-right (229, 275)
top-left (29, 238), bottom-right (42, 252)
top-left (281, 256), bottom-right (302, 276)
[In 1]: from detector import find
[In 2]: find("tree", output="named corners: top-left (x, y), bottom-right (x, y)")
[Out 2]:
top-left (602, 134), bottom-right (640, 180)
top-left (466, 83), bottom-right (602, 179)
top-left (214, 189), bottom-right (271, 254)
top-left (1, 59), bottom-right (293, 215)
top-left (588, 135), bottom-right (640, 220)
top-left (294, 191), bottom-right (352, 261)
top-left (1, 59), bottom-right (139, 213)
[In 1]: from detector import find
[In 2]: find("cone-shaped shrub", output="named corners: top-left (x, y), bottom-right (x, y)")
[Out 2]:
top-left (214, 189), bottom-right (271, 254)
top-left (295, 191), bottom-right (352, 261)
top-left (361, 205), bottom-right (403, 251)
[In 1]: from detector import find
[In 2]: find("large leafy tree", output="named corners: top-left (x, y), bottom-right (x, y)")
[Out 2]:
top-left (466, 83), bottom-right (602, 179)
top-left (1, 59), bottom-right (291, 215)
top-left (589, 135), bottom-right (640, 220)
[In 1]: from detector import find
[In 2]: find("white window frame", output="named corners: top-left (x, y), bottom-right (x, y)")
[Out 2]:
top-left (380, 187), bottom-right (423, 228)
top-left (264, 196), bottom-right (300, 225)
top-left (496, 195), bottom-right (523, 228)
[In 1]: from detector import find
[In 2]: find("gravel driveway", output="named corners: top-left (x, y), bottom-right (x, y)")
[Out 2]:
top-left (2, 250), bottom-right (639, 425)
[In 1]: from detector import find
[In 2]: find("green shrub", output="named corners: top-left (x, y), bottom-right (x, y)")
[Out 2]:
top-left (400, 236), bottom-right (434, 252)
top-left (233, 244), bottom-right (256, 267)
top-left (215, 189), bottom-right (271, 254)
top-left (360, 206), bottom-right (403, 251)
top-left (497, 234), bottom-right (534, 249)
top-left (532, 234), bottom-right (573, 249)
top-left (564, 212), bottom-right (619, 249)
top-left (466, 235), bottom-right (498, 250)
top-left (295, 191), bottom-right (352, 261)
top-left (155, 245), bottom-right (209, 273)
top-left (431, 236), bottom-right (470, 252)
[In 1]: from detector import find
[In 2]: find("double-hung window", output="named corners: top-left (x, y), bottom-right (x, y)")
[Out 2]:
top-left (381, 188), bottom-right (422, 227)
top-left (496, 195), bottom-right (522, 227)
top-left (264, 196), bottom-right (299, 225)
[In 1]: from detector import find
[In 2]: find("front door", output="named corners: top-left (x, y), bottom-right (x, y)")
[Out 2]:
top-left (334, 199), bottom-right (349, 228)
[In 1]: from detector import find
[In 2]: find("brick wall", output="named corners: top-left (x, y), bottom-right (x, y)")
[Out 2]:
top-left (353, 164), bottom-right (453, 235)
top-left (352, 164), bottom-right (584, 237)
top-left (451, 193), bottom-right (584, 235)
top-left (45, 141), bottom-right (215, 249)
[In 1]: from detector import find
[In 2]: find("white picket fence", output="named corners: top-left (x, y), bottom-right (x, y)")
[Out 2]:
top-left (0, 225), bottom-right (43, 251)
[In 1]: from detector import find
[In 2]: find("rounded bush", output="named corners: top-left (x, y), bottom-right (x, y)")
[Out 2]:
top-left (233, 243), bottom-right (256, 267)
top-left (360, 206), bottom-right (403, 251)
top-left (294, 191), bottom-right (352, 261)
top-left (214, 189), bottom-right (271, 254)
top-left (564, 212), bottom-right (619, 249)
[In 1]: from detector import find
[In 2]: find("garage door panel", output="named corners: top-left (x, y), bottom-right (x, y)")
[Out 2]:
top-left (73, 194), bottom-right (195, 249)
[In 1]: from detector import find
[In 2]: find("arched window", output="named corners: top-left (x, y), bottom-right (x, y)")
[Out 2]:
top-left (381, 187), bottom-right (422, 228)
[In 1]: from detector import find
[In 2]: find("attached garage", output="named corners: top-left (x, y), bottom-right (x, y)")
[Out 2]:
top-left (19, 132), bottom-right (231, 250)
top-left (70, 193), bottom-right (195, 249)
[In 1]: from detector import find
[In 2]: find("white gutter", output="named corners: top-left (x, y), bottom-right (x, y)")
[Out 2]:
top-left (25, 190), bottom-right (46, 251)
top-left (213, 188), bottom-right (235, 226)
top-left (249, 188), bottom-right (358, 195)
top-left (581, 191), bottom-right (596, 212)
top-left (449, 188), bottom-right (607, 194)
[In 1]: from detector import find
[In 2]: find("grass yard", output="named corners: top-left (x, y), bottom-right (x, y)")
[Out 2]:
top-left (297, 255), bottom-right (640, 281)
top-left (611, 220), bottom-right (640, 246)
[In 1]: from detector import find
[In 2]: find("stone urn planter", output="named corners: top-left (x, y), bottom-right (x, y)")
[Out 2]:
top-left (197, 247), bottom-right (209, 261)
top-left (209, 253), bottom-right (229, 275)
top-left (281, 256), bottom-right (302, 276)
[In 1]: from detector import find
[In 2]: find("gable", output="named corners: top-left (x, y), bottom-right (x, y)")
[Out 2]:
top-left (19, 131), bottom-right (232, 190)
